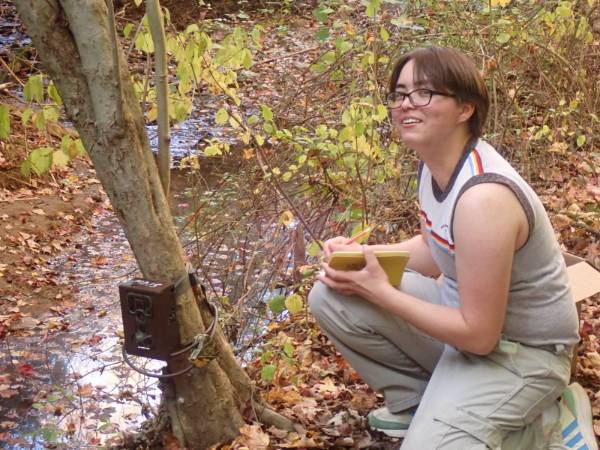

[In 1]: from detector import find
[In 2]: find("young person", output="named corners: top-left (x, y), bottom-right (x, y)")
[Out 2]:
top-left (308, 46), bottom-right (597, 449)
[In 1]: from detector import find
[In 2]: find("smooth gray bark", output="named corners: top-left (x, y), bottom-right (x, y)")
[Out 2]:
top-left (146, 0), bottom-right (171, 199)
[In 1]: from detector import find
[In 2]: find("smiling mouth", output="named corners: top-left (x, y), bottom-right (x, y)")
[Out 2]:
top-left (401, 118), bottom-right (422, 125)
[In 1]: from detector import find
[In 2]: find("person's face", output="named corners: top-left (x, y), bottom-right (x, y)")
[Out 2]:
top-left (391, 59), bottom-right (472, 150)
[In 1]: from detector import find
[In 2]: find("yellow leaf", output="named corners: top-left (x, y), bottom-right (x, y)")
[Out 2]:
top-left (279, 210), bottom-right (294, 226)
top-left (146, 105), bottom-right (158, 123)
top-left (350, 223), bottom-right (372, 244)
top-left (285, 294), bottom-right (303, 314)
top-left (52, 150), bottom-right (70, 168)
top-left (307, 241), bottom-right (322, 257)
top-left (490, 0), bottom-right (511, 6)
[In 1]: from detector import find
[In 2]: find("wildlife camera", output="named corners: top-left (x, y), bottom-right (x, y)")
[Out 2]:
top-left (119, 278), bottom-right (180, 361)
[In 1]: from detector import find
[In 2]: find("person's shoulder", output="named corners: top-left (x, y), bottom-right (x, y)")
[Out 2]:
top-left (456, 182), bottom-right (523, 220)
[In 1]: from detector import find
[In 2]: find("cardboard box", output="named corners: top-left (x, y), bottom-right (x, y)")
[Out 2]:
top-left (563, 252), bottom-right (600, 375)
top-left (563, 252), bottom-right (600, 308)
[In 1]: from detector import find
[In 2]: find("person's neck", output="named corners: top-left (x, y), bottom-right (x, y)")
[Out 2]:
top-left (419, 132), bottom-right (473, 191)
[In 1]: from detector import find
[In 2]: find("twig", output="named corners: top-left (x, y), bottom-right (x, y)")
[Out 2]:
top-left (105, 0), bottom-right (124, 125)
top-left (0, 57), bottom-right (25, 87)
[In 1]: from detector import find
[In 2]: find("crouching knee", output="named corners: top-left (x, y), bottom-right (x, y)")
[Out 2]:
top-left (307, 281), bottom-right (330, 320)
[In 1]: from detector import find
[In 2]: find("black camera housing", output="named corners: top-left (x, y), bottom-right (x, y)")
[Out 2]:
top-left (119, 279), bottom-right (180, 361)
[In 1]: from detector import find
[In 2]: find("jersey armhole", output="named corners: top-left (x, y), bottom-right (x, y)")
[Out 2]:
top-left (449, 173), bottom-right (535, 247)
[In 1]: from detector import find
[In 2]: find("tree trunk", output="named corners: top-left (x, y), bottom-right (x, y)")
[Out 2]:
top-left (13, 1), bottom-right (253, 447)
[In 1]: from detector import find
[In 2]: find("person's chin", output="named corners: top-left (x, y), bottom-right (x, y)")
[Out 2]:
top-left (399, 132), bottom-right (422, 148)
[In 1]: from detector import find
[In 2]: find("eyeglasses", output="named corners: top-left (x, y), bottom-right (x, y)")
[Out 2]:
top-left (386, 88), bottom-right (455, 108)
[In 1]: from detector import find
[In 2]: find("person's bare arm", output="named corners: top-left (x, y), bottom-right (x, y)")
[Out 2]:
top-left (318, 183), bottom-right (528, 355)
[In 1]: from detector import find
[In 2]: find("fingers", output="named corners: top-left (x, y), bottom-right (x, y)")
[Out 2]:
top-left (317, 271), bottom-right (354, 296)
top-left (321, 262), bottom-right (347, 282)
top-left (323, 236), bottom-right (351, 259)
top-left (363, 245), bottom-right (378, 265)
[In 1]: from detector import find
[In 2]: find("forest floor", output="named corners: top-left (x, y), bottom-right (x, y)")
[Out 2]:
top-left (1, 0), bottom-right (599, 449)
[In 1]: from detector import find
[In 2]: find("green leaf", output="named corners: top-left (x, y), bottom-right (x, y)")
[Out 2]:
top-left (313, 6), bottom-right (334, 23)
top-left (268, 295), bottom-right (286, 314)
top-left (42, 106), bottom-right (60, 122)
top-left (21, 108), bottom-right (32, 126)
top-left (242, 49), bottom-right (253, 69)
top-left (20, 160), bottom-right (32, 177)
top-left (215, 108), bottom-right (229, 125)
top-left (123, 23), bottom-right (135, 38)
top-left (23, 75), bottom-right (44, 103)
top-left (135, 32), bottom-right (154, 53)
top-left (576, 135), bottom-right (586, 147)
top-left (204, 144), bottom-right (222, 156)
top-left (255, 134), bottom-right (265, 146)
top-left (185, 24), bottom-right (200, 34)
top-left (261, 105), bottom-right (273, 122)
top-left (263, 122), bottom-right (275, 135)
top-left (34, 112), bottom-right (45, 131)
top-left (315, 28), bottom-right (330, 42)
top-left (374, 104), bottom-right (388, 122)
top-left (307, 241), bottom-right (322, 257)
top-left (74, 139), bottom-right (87, 156)
top-left (283, 341), bottom-right (294, 358)
top-left (496, 33), bottom-right (511, 44)
top-left (47, 394), bottom-right (60, 403)
top-left (260, 364), bottom-right (276, 382)
top-left (379, 26), bottom-right (390, 42)
top-left (28, 147), bottom-right (54, 175)
top-left (282, 171), bottom-right (292, 182)
top-left (366, 1), bottom-right (380, 18)
top-left (0, 104), bottom-right (10, 140)
top-left (350, 223), bottom-right (371, 243)
top-left (47, 83), bottom-right (62, 105)
top-left (322, 51), bottom-right (336, 65)
top-left (285, 294), bottom-right (303, 314)
top-left (260, 351), bottom-right (272, 364)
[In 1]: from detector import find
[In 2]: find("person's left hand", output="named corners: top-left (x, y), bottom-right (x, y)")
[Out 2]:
top-left (316, 245), bottom-right (391, 304)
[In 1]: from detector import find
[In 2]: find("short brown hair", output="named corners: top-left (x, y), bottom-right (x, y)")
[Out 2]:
top-left (389, 46), bottom-right (489, 138)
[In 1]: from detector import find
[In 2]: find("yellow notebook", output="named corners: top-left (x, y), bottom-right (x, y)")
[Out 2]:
top-left (328, 250), bottom-right (410, 286)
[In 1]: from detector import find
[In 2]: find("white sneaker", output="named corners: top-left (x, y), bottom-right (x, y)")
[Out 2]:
top-left (367, 405), bottom-right (417, 438)
top-left (559, 383), bottom-right (598, 450)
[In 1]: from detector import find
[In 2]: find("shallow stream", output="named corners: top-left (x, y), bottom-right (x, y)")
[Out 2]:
top-left (0, 116), bottom-right (293, 448)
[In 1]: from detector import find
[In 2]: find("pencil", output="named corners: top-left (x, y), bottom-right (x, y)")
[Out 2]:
top-left (347, 226), bottom-right (373, 244)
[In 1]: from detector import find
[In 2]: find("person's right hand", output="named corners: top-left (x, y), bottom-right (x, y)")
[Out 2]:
top-left (323, 236), bottom-right (363, 261)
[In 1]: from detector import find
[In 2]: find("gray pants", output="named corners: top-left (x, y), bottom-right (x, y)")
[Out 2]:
top-left (308, 271), bottom-right (572, 449)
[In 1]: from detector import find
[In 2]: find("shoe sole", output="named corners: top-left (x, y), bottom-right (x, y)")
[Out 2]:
top-left (567, 383), bottom-right (598, 450)
top-left (370, 427), bottom-right (408, 438)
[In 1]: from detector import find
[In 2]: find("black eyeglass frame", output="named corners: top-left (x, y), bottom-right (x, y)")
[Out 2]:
top-left (386, 88), bottom-right (456, 108)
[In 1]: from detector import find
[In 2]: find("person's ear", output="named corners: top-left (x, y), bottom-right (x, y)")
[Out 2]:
top-left (458, 102), bottom-right (475, 124)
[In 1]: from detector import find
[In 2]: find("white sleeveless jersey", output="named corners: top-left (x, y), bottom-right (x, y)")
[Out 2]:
top-left (418, 138), bottom-right (579, 346)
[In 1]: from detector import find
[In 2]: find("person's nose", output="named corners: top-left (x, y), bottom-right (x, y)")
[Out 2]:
top-left (398, 94), bottom-right (414, 110)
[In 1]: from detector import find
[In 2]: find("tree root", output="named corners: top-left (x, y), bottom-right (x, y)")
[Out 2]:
top-left (119, 412), bottom-right (169, 449)
top-left (253, 399), bottom-right (296, 432)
